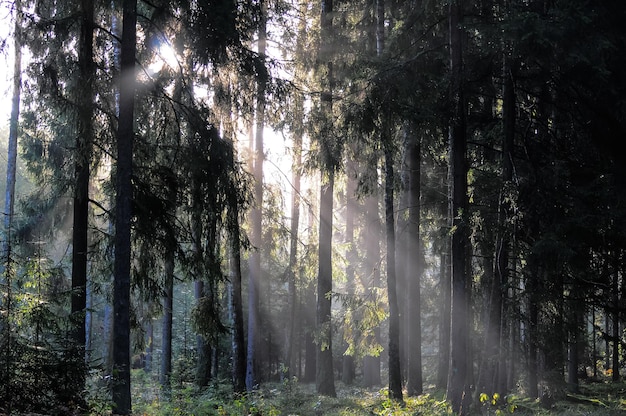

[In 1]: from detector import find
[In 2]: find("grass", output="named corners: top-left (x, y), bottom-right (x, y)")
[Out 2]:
top-left (84, 371), bottom-right (626, 415)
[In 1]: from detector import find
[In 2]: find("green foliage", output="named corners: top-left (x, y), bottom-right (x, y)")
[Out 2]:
top-left (0, 255), bottom-right (87, 414)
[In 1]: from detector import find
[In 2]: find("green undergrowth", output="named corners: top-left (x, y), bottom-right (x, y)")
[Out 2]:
top-left (84, 370), bottom-right (626, 415)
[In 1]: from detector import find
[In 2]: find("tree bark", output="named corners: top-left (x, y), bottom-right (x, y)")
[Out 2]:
top-left (70, 0), bottom-right (94, 391)
top-left (405, 127), bottom-right (423, 396)
top-left (229, 190), bottom-right (247, 393)
top-left (2, 0), bottom-right (22, 304)
top-left (384, 139), bottom-right (403, 402)
top-left (446, 0), bottom-right (471, 413)
top-left (286, 130), bottom-right (302, 379)
top-left (112, 0), bottom-right (137, 412)
top-left (246, 0), bottom-right (267, 389)
top-left (160, 248), bottom-right (174, 393)
top-left (363, 189), bottom-right (382, 388)
top-left (315, 0), bottom-right (337, 398)
top-left (316, 173), bottom-right (336, 396)
top-left (342, 151), bottom-right (356, 385)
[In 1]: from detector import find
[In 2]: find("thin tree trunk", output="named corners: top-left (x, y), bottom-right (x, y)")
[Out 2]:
top-left (2, 0), bottom-right (22, 301)
top-left (437, 249), bottom-right (451, 389)
top-left (342, 151), bottom-right (356, 385)
top-left (612, 254), bottom-right (620, 381)
top-left (286, 131), bottom-right (302, 379)
top-left (303, 201), bottom-right (317, 383)
top-left (406, 127), bottom-right (422, 396)
top-left (112, 0), bottom-right (137, 412)
top-left (160, 250), bottom-right (174, 393)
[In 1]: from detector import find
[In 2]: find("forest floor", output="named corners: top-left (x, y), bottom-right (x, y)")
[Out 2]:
top-left (83, 370), bottom-right (626, 415)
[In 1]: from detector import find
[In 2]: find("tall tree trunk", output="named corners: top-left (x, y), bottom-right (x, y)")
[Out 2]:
top-left (437, 174), bottom-right (451, 390)
top-left (397, 142), bottom-right (409, 385)
top-left (229, 190), bottom-right (247, 393)
top-left (316, 172), bottom-right (336, 396)
top-left (112, 0), bottom-right (137, 412)
top-left (2, 0), bottom-right (22, 303)
top-left (247, 0), bottom-right (267, 389)
top-left (342, 151), bottom-right (356, 385)
top-left (405, 127), bottom-right (423, 396)
top-left (71, 0), bottom-right (94, 388)
top-left (446, 0), bottom-right (471, 413)
top-left (363, 189), bottom-right (382, 387)
top-left (384, 139), bottom-right (403, 402)
top-left (437, 249), bottom-right (451, 389)
top-left (286, 130), bottom-right (302, 379)
top-left (375, 0), bottom-right (402, 401)
top-left (316, 0), bottom-right (336, 398)
top-left (303, 201), bottom-right (317, 383)
top-left (498, 50), bottom-right (516, 395)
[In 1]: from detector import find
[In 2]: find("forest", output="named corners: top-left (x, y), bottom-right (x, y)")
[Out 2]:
top-left (1, 0), bottom-right (626, 415)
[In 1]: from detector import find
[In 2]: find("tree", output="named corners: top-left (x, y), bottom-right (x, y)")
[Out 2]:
top-left (228, 190), bottom-right (247, 393)
top-left (70, 0), bottom-right (95, 384)
top-left (376, 0), bottom-right (403, 402)
top-left (446, 0), bottom-right (471, 413)
top-left (405, 125), bottom-right (423, 396)
top-left (112, 0), bottom-right (137, 412)
top-left (246, 0), bottom-right (267, 390)
top-left (315, 0), bottom-right (337, 398)
top-left (285, 124), bottom-right (303, 380)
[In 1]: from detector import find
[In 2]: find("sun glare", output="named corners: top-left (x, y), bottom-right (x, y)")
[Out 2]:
top-left (148, 41), bottom-right (179, 75)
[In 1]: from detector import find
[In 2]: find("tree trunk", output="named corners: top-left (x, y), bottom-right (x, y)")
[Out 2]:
top-left (316, 173), bottom-right (336, 396)
top-left (437, 171), bottom-right (451, 390)
top-left (384, 139), bottom-right (403, 402)
top-left (195, 281), bottom-right (212, 387)
top-left (363, 189), bottom-right (382, 387)
top-left (446, 0), bottom-right (471, 413)
top-left (567, 298), bottom-right (581, 393)
top-left (286, 131), bottom-right (302, 379)
top-left (303, 202), bottom-right (317, 382)
top-left (112, 0), bottom-right (137, 412)
top-left (160, 249), bottom-right (174, 393)
top-left (342, 151), bottom-right (356, 385)
top-left (611, 254), bottom-right (620, 381)
top-left (71, 0), bottom-right (94, 384)
top-left (405, 126), bottom-right (423, 396)
top-left (228, 190), bottom-right (247, 393)
top-left (2, 0), bottom-right (22, 301)
top-left (315, 0), bottom-right (336, 398)
top-left (247, 0), bottom-right (267, 389)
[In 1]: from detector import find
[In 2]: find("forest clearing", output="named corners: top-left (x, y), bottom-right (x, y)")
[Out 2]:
top-left (1, 0), bottom-right (626, 415)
